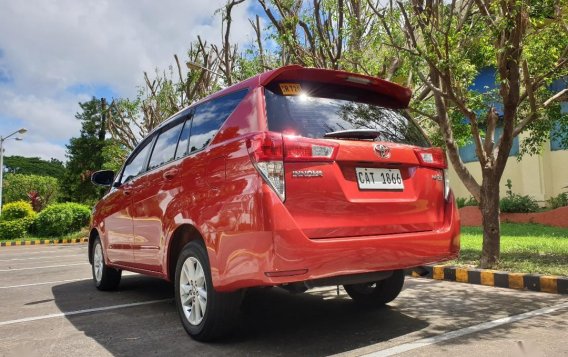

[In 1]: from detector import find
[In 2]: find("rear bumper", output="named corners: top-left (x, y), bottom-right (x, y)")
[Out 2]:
top-left (214, 190), bottom-right (460, 291)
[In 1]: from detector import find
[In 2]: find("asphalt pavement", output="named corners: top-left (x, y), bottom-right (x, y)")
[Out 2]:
top-left (0, 244), bottom-right (566, 357)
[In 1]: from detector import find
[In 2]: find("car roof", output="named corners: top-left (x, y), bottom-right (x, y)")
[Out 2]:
top-left (152, 65), bottom-right (413, 134)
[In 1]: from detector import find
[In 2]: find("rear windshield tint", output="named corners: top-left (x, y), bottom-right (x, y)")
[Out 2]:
top-left (265, 84), bottom-right (430, 147)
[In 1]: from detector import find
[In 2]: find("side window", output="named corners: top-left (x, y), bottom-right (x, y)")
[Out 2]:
top-left (189, 90), bottom-right (247, 153)
top-left (148, 121), bottom-right (184, 169)
top-left (122, 137), bottom-right (154, 183)
top-left (175, 116), bottom-right (192, 159)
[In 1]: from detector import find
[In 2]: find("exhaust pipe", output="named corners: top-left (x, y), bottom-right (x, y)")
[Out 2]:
top-left (411, 266), bottom-right (430, 277)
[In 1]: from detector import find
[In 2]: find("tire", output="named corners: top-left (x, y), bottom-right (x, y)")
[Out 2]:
top-left (175, 241), bottom-right (242, 341)
top-left (91, 237), bottom-right (121, 290)
top-left (343, 270), bottom-right (404, 307)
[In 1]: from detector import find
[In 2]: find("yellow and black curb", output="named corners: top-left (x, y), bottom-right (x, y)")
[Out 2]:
top-left (406, 265), bottom-right (568, 295)
top-left (0, 237), bottom-right (89, 247)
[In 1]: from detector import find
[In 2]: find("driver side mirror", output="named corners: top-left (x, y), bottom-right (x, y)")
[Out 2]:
top-left (91, 170), bottom-right (116, 187)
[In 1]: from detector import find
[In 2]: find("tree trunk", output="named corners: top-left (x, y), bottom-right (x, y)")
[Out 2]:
top-left (479, 172), bottom-right (501, 268)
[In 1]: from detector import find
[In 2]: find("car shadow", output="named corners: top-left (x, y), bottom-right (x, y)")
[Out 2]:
top-left (52, 276), bottom-right (429, 356)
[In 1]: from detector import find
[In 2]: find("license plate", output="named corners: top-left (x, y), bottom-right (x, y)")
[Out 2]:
top-left (355, 168), bottom-right (404, 190)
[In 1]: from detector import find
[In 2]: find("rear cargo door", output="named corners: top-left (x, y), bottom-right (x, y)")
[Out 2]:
top-left (264, 82), bottom-right (447, 239)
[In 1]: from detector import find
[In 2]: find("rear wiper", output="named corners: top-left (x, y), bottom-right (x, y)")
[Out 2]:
top-left (324, 129), bottom-right (382, 140)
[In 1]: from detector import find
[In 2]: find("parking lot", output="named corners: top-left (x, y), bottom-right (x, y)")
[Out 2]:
top-left (0, 243), bottom-right (566, 357)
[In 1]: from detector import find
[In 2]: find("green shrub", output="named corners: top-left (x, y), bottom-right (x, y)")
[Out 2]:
top-left (456, 196), bottom-right (479, 208)
top-left (64, 203), bottom-right (91, 231)
top-left (0, 217), bottom-right (35, 240)
top-left (1, 201), bottom-right (35, 220)
top-left (500, 194), bottom-right (539, 213)
top-left (34, 203), bottom-right (91, 237)
top-left (499, 179), bottom-right (539, 213)
top-left (2, 173), bottom-right (59, 210)
top-left (546, 192), bottom-right (568, 209)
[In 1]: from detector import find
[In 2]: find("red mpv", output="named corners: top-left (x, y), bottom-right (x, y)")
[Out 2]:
top-left (90, 66), bottom-right (460, 341)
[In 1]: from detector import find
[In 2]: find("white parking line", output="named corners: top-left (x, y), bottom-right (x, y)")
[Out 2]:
top-left (0, 272), bottom-right (139, 289)
top-left (0, 254), bottom-right (84, 262)
top-left (0, 263), bottom-right (88, 272)
top-left (0, 299), bottom-right (173, 327)
top-left (0, 278), bottom-right (92, 289)
top-left (346, 301), bottom-right (568, 357)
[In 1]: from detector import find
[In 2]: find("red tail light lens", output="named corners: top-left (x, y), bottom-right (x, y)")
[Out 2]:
top-left (414, 147), bottom-right (447, 169)
top-left (246, 132), bottom-right (286, 201)
top-left (246, 132), bottom-right (340, 202)
top-left (246, 132), bottom-right (339, 163)
top-left (283, 135), bottom-right (339, 162)
top-left (246, 132), bottom-right (284, 162)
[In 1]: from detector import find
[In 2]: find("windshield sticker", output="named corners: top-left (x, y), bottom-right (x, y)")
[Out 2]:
top-left (279, 83), bottom-right (302, 96)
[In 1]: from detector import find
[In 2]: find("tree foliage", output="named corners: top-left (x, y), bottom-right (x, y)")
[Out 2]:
top-left (61, 98), bottom-right (120, 204)
top-left (2, 156), bottom-right (65, 179)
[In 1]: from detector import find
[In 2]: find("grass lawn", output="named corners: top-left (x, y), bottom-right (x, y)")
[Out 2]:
top-left (450, 223), bottom-right (568, 276)
top-left (0, 229), bottom-right (88, 243)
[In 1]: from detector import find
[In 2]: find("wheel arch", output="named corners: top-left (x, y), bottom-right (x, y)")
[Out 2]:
top-left (166, 224), bottom-right (207, 282)
top-left (88, 228), bottom-right (100, 264)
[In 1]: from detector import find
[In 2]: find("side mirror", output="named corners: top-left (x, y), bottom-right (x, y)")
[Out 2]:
top-left (91, 170), bottom-right (115, 186)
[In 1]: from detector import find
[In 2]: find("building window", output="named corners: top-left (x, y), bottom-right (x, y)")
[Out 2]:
top-left (550, 78), bottom-right (568, 151)
top-left (458, 126), bottom-right (519, 163)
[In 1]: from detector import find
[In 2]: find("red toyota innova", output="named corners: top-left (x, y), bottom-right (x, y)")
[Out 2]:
top-left (90, 65), bottom-right (460, 341)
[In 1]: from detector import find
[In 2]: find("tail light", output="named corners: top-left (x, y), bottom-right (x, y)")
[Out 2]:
top-left (246, 132), bottom-right (339, 201)
top-left (414, 147), bottom-right (451, 200)
top-left (246, 132), bottom-right (285, 201)
top-left (413, 147), bottom-right (447, 169)
top-left (284, 135), bottom-right (338, 162)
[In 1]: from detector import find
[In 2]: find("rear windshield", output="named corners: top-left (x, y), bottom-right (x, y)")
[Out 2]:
top-left (265, 84), bottom-right (430, 147)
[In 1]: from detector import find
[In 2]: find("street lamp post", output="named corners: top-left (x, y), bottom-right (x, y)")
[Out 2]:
top-left (0, 128), bottom-right (27, 216)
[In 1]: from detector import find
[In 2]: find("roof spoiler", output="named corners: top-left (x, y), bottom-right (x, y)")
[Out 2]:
top-left (258, 65), bottom-right (412, 108)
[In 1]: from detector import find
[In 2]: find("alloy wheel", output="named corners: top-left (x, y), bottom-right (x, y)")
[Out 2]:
top-left (93, 243), bottom-right (103, 282)
top-left (179, 257), bottom-right (207, 325)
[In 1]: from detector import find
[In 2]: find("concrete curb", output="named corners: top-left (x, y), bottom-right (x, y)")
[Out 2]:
top-left (0, 237), bottom-right (89, 247)
top-left (406, 265), bottom-right (568, 295)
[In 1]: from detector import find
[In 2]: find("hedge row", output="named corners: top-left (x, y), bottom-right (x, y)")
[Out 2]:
top-left (34, 203), bottom-right (91, 237)
top-left (0, 201), bottom-right (91, 239)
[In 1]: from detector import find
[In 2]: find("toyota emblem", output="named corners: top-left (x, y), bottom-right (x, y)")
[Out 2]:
top-left (374, 144), bottom-right (391, 159)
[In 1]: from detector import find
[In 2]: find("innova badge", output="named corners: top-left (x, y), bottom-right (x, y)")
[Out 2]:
top-left (374, 144), bottom-right (391, 159)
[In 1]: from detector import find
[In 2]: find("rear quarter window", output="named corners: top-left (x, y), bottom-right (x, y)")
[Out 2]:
top-left (189, 89), bottom-right (248, 153)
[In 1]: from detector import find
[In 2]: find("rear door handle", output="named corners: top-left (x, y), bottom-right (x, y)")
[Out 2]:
top-left (163, 168), bottom-right (179, 180)
top-left (123, 189), bottom-right (131, 196)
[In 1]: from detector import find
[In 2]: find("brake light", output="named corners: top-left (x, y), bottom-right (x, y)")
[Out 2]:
top-left (414, 147), bottom-right (447, 169)
top-left (247, 132), bottom-right (286, 201)
top-left (247, 132), bottom-right (284, 162)
top-left (414, 147), bottom-right (451, 200)
top-left (284, 135), bottom-right (338, 162)
top-left (246, 132), bottom-right (339, 201)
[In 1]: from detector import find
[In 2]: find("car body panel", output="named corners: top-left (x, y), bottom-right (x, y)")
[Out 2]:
top-left (99, 185), bottom-right (134, 265)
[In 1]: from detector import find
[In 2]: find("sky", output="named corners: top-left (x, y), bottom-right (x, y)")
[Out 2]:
top-left (0, 0), bottom-right (259, 161)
